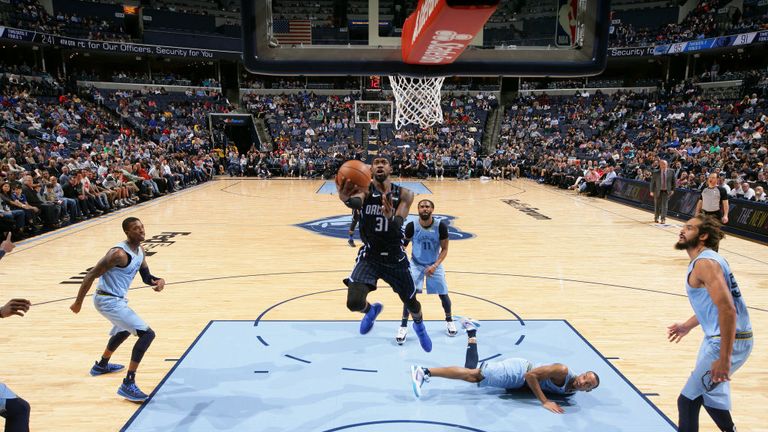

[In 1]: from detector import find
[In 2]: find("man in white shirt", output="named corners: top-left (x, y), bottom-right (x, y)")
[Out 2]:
top-left (735, 182), bottom-right (755, 200)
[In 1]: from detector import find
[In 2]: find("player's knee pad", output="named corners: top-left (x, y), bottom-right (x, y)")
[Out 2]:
top-left (404, 297), bottom-right (421, 315)
top-left (131, 328), bottom-right (156, 363)
top-left (136, 328), bottom-right (156, 346)
top-left (107, 330), bottom-right (131, 352)
top-left (346, 283), bottom-right (369, 312)
top-left (3, 397), bottom-right (31, 422)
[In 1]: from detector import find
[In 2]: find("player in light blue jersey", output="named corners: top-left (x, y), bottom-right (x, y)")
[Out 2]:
top-left (397, 199), bottom-right (455, 344)
top-left (669, 215), bottom-right (752, 432)
top-left (411, 318), bottom-right (599, 414)
top-left (70, 217), bottom-right (166, 403)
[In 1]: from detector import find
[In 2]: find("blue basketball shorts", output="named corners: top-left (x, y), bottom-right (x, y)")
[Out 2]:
top-left (93, 294), bottom-right (149, 336)
top-left (681, 335), bottom-right (753, 410)
top-left (478, 358), bottom-right (532, 390)
top-left (410, 261), bottom-right (448, 295)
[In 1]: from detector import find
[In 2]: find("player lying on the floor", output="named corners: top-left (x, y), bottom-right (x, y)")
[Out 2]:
top-left (410, 317), bottom-right (600, 413)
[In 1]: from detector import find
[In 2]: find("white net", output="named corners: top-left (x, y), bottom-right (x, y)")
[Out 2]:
top-left (388, 75), bottom-right (445, 130)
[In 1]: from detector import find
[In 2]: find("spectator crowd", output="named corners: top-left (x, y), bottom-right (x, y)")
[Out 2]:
top-left (1, 70), bottom-right (216, 241)
top-left (610, 0), bottom-right (768, 48)
top-left (492, 80), bottom-right (767, 204)
top-left (3, 58), bottom-right (768, 242)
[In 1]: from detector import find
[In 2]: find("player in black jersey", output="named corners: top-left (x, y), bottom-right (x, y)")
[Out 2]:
top-left (337, 155), bottom-right (433, 352)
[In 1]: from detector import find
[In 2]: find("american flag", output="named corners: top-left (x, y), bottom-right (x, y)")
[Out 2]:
top-left (273, 19), bottom-right (312, 45)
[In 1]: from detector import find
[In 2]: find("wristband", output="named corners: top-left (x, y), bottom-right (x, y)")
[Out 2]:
top-left (344, 197), bottom-right (363, 209)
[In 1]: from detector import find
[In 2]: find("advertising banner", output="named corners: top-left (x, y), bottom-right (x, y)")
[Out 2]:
top-left (0, 26), bottom-right (239, 59)
top-left (610, 178), bottom-right (768, 243)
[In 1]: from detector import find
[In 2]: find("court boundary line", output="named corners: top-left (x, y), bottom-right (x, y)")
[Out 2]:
top-left (30, 270), bottom-right (768, 313)
top-left (562, 319), bottom-right (677, 428)
top-left (321, 420), bottom-right (488, 431)
top-left (120, 320), bottom-right (214, 432)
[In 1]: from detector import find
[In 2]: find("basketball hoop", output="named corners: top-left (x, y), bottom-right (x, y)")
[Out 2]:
top-left (388, 75), bottom-right (445, 130)
top-left (369, 119), bottom-right (380, 130)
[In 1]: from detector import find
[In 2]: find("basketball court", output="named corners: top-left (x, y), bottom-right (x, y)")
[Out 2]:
top-left (2, 178), bottom-right (766, 431)
top-left (1, 0), bottom-right (765, 431)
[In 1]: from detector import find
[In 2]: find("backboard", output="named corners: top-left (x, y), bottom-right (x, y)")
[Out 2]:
top-left (354, 101), bottom-right (394, 125)
top-left (242, 0), bottom-right (610, 77)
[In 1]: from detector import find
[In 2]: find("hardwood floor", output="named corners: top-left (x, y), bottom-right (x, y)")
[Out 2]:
top-left (2, 178), bottom-right (765, 431)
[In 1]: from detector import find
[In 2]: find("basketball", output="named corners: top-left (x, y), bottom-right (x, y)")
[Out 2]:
top-left (336, 160), bottom-right (372, 189)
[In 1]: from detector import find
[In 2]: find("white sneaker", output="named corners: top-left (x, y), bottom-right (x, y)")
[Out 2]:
top-left (410, 364), bottom-right (427, 398)
top-left (453, 316), bottom-right (481, 332)
top-left (446, 321), bottom-right (457, 336)
top-left (396, 326), bottom-right (408, 345)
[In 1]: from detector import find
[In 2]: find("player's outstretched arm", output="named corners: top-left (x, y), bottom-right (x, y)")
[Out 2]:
top-left (1, 298), bottom-right (31, 318)
top-left (524, 364), bottom-right (568, 414)
top-left (70, 248), bottom-right (126, 313)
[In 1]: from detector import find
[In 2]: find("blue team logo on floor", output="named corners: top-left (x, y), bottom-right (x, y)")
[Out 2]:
top-left (297, 214), bottom-right (474, 240)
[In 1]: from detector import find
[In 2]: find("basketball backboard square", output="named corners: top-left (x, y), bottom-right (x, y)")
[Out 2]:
top-left (242, 0), bottom-right (610, 77)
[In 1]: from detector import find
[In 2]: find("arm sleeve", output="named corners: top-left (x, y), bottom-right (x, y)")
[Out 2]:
top-left (404, 221), bottom-right (415, 239)
top-left (139, 267), bottom-right (158, 285)
top-left (719, 187), bottom-right (728, 201)
top-left (438, 220), bottom-right (449, 240)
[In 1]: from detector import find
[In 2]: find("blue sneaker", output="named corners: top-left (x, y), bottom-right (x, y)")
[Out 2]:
top-left (410, 364), bottom-right (428, 398)
top-left (452, 316), bottom-right (481, 332)
top-left (359, 303), bottom-right (383, 335)
top-left (90, 361), bottom-right (125, 376)
top-left (117, 381), bottom-right (148, 402)
top-left (412, 321), bottom-right (432, 352)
